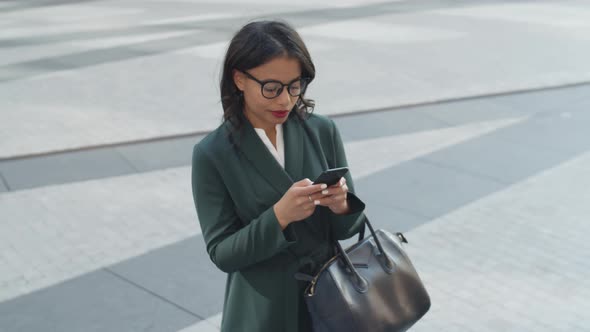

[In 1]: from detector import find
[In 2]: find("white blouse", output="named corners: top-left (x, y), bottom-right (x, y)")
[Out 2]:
top-left (253, 124), bottom-right (285, 168)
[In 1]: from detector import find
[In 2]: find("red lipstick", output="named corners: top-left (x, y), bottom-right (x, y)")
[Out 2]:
top-left (271, 111), bottom-right (289, 118)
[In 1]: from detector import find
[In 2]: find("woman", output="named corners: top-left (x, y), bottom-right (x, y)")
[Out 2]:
top-left (191, 20), bottom-right (366, 332)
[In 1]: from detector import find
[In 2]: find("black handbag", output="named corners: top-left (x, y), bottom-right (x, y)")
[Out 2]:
top-left (302, 217), bottom-right (431, 332)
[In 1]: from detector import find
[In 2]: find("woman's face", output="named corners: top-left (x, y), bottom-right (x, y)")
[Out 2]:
top-left (233, 55), bottom-right (302, 131)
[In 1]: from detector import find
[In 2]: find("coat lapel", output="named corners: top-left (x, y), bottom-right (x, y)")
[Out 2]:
top-left (284, 116), bottom-right (326, 234)
top-left (283, 115), bottom-right (305, 182)
top-left (231, 117), bottom-right (294, 195)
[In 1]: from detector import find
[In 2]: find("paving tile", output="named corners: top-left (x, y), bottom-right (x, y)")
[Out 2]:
top-left (0, 269), bottom-right (199, 332)
top-left (0, 41), bottom-right (84, 68)
top-left (493, 109), bottom-right (590, 153)
top-left (47, 46), bottom-right (151, 70)
top-left (0, 166), bottom-right (199, 303)
top-left (355, 158), bottom-right (504, 219)
top-left (411, 97), bottom-right (533, 126)
top-left (125, 30), bottom-right (226, 55)
top-left (0, 148), bottom-right (136, 190)
top-left (408, 150), bottom-right (590, 332)
top-left (115, 135), bottom-right (202, 172)
top-left (418, 126), bottom-right (576, 184)
top-left (0, 64), bottom-right (43, 82)
top-left (109, 236), bottom-right (226, 319)
top-left (488, 84), bottom-right (590, 114)
top-left (177, 313), bottom-right (222, 332)
top-left (179, 319), bottom-right (220, 332)
top-left (298, 20), bottom-right (464, 44)
top-left (333, 107), bottom-right (449, 142)
top-left (0, 173), bottom-right (8, 192)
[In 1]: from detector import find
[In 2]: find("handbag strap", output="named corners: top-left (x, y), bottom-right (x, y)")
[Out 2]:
top-left (358, 220), bottom-right (366, 241)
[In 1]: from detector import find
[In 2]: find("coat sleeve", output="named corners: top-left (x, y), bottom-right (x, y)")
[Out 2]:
top-left (191, 145), bottom-right (297, 273)
top-left (327, 119), bottom-right (367, 240)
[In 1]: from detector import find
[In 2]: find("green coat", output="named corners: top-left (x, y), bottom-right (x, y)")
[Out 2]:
top-left (191, 112), bottom-right (366, 332)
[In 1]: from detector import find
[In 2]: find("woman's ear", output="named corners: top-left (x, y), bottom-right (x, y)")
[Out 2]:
top-left (232, 69), bottom-right (244, 92)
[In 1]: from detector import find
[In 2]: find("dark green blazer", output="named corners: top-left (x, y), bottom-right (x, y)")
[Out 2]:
top-left (191, 112), bottom-right (366, 332)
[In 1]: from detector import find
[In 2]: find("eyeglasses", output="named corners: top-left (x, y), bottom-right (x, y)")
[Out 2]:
top-left (241, 70), bottom-right (309, 99)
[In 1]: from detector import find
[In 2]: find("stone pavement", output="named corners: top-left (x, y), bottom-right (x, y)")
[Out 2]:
top-left (1, 0), bottom-right (590, 331)
top-left (2, 0), bottom-right (590, 159)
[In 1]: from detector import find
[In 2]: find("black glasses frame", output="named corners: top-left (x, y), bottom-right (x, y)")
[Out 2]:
top-left (241, 70), bottom-right (309, 99)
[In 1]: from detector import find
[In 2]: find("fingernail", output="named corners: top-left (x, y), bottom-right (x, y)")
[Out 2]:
top-left (321, 184), bottom-right (328, 189)
top-left (322, 190), bottom-right (329, 195)
top-left (314, 200), bottom-right (320, 205)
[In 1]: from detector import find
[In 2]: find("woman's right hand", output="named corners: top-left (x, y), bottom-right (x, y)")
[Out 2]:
top-left (274, 179), bottom-right (328, 230)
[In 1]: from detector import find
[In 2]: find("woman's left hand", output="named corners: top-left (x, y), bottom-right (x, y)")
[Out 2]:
top-left (310, 177), bottom-right (350, 215)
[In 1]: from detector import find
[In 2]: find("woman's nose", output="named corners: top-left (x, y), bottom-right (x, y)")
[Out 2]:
top-left (277, 87), bottom-right (292, 106)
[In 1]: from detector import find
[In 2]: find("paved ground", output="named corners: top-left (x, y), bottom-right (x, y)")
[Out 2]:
top-left (1, 0), bottom-right (590, 331)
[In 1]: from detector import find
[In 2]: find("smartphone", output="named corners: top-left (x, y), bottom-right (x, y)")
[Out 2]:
top-left (312, 167), bottom-right (349, 187)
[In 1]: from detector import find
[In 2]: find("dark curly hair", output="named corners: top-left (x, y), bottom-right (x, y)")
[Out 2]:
top-left (220, 20), bottom-right (316, 143)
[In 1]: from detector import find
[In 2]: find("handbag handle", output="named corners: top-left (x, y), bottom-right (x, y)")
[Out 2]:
top-left (336, 215), bottom-right (395, 275)
top-left (334, 240), bottom-right (369, 293)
